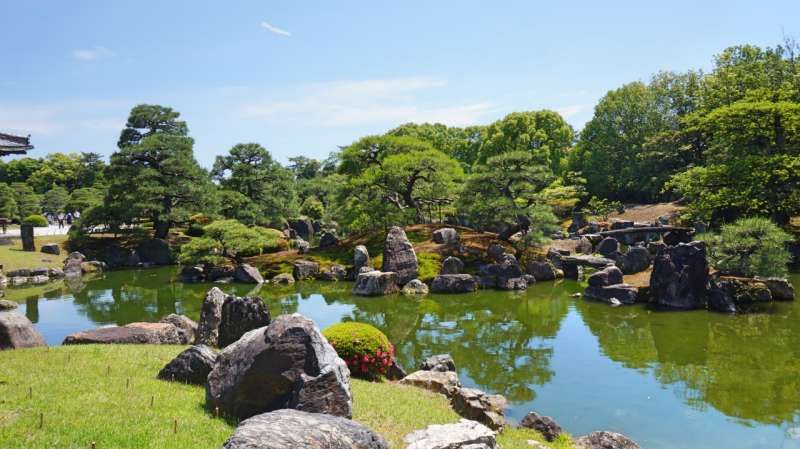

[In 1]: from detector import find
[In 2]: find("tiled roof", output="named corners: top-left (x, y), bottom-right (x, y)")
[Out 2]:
top-left (0, 132), bottom-right (33, 155)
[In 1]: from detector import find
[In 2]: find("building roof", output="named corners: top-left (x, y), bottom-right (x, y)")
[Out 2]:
top-left (0, 132), bottom-right (33, 155)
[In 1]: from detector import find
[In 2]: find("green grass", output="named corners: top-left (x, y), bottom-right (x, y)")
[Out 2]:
top-left (0, 345), bottom-right (571, 449)
top-left (0, 235), bottom-right (67, 272)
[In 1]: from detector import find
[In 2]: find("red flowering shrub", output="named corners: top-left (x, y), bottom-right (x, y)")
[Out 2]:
top-left (323, 322), bottom-right (395, 380)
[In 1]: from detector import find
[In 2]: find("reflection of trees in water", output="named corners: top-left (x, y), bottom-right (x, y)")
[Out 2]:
top-left (577, 296), bottom-right (800, 426)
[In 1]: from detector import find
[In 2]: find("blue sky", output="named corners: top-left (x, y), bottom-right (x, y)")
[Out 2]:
top-left (1, 0), bottom-right (798, 167)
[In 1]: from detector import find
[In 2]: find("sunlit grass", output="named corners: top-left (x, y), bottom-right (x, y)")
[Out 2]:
top-left (0, 235), bottom-right (67, 272)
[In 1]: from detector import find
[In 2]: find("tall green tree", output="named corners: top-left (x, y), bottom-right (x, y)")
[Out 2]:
top-left (10, 182), bottom-right (41, 218)
top-left (42, 186), bottom-right (69, 214)
top-left (387, 122), bottom-right (485, 170)
top-left (0, 184), bottom-right (18, 220)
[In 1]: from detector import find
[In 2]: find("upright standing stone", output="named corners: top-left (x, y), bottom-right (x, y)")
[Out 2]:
top-left (381, 227), bottom-right (418, 285)
top-left (650, 241), bottom-right (709, 309)
top-left (218, 296), bottom-right (271, 348)
top-left (197, 287), bottom-right (226, 347)
top-left (21, 225), bottom-right (35, 252)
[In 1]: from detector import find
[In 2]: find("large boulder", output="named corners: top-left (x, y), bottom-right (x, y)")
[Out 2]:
top-left (136, 238), bottom-right (172, 265)
top-left (574, 431), bottom-right (641, 449)
top-left (583, 284), bottom-right (639, 305)
top-left (288, 218), bottom-right (315, 241)
top-left (318, 264), bottom-right (348, 281)
top-left (318, 232), bottom-right (339, 248)
top-left (596, 238), bottom-right (620, 258)
top-left (218, 296), bottom-right (271, 348)
top-left (650, 241), bottom-right (709, 310)
top-left (440, 256), bottom-right (464, 275)
top-left (159, 314), bottom-right (198, 345)
top-left (616, 246), bottom-right (651, 274)
top-left (353, 245), bottom-right (371, 278)
top-left (526, 261), bottom-right (559, 282)
top-left (432, 228), bottom-right (459, 245)
top-left (587, 266), bottom-right (624, 287)
top-left (431, 274), bottom-right (477, 293)
top-left (420, 354), bottom-right (456, 372)
top-left (400, 370), bottom-right (460, 398)
top-left (496, 277), bottom-right (527, 291)
top-left (382, 227), bottom-right (419, 285)
top-left (0, 300), bottom-right (18, 311)
top-left (402, 279), bottom-right (429, 296)
top-left (450, 387), bottom-right (507, 431)
top-left (157, 345), bottom-right (217, 384)
top-left (0, 313), bottom-right (46, 349)
top-left (519, 411), bottom-right (562, 442)
top-left (63, 251), bottom-right (86, 277)
top-left (40, 243), bottom-right (61, 256)
top-left (292, 260), bottom-right (319, 281)
top-left (206, 314), bottom-right (352, 419)
top-left (575, 236), bottom-right (594, 254)
top-left (757, 277), bottom-right (795, 301)
top-left (197, 287), bottom-right (226, 347)
top-left (63, 322), bottom-right (182, 345)
top-left (663, 231), bottom-right (691, 247)
top-left (222, 409), bottom-right (388, 449)
top-left (353, 271), bottom-right (399, 296)
top-left (234, 264), bottom-right (264, 284)
top-left (709, 276), bottom-right (773, 313)
top-left (403, 420), bottom-right (497, 449)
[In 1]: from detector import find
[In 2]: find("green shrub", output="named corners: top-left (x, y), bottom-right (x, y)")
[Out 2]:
top-left (706, 217), bottom-right (792, 277)
top-left (255, 227), bottom-right (286, 252)
top-left (22, 214), bottom-right (49, 227)
top-left (323, 322), bottom-right (395, 380)
top-left (417, 252), bottom-right (442, 281)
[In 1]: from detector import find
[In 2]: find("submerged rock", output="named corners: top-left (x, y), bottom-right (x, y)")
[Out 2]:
top-left (222, 409), bottom-right (388, 449)
top-left (382, 226), bottom-right (419, 285)
top-left (157, 345), bottom-right (217, 384)
top-left (403, 420), bottom-right (497, 449)
top-left (709, 276), bottom-right (773, 313)
top-left (757, 277), bottom-right (795, 301)
top-left (574, 431), bottom-right (641, 449)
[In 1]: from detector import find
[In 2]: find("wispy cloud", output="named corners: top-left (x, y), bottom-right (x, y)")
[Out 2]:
top-left (71, 46), bottom-right (115, 61)
top-left (0, 100), bottom-right (127, 136)
top-left (260, 21), bottom-right (291, 37)
top-left (239, 77), bottom-right (495, 127)
top-left (555, 103), bottom-right (592, 119)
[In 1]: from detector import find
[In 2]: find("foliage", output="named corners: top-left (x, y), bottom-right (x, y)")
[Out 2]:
top-left (255, 226), bottom-right (285, 252)
top-left (10, 182), bottom-right (41, 218)
top-left (585, 196), bottom-right (623, 221)
top-left (0, 183), bottom-right (18, 220)
top-left (704, 217), bottom-right (792, 277)
top-left (323, 322), bottom-right (395, 380)
top-left (417, 252), bottom-right (443, 281)
top-left (21, 214), bottom-right (49, 227)
top-left (66, 187), bottom-right (103, 212)
top-left (179, 219), bottom-right (268, 265)
top-left (42, 186), bottom-right (69, 214)
top-left (387, 122), bottom-right (485, 170)
top-left (300, 196), bottom-right (325, 220)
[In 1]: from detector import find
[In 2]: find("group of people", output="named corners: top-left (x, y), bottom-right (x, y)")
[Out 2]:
top-left (44, 211), bottom-right (81, 229)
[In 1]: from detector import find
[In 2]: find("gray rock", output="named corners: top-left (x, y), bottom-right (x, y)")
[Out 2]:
top-left (318, 232), bottom-right (339, 248)
top-left (610, 220), bottom-right (634, 230)
top-left (234, 264), bottom-right (264, 284)
top-left (353, 245), bottom-right (371, 277)
top-left (206, 314), bottom-right (352, 419)
top-left (0, 313), bottom-right (46, 349)
top-left (519, 411), bottom-right (562, 442)
top-left (650, 241), bottom-right (709, 310)
top-left (440, 256), bottom-right (465, 275)
top-left (318, 264), bottom-right (348, 281)
top-left (433, 228), bottom-right (459, 245)
top-left (295, 238), bottom-right (310, 254)
top-left (616, 246), bottom-right (651, 274)
top-left (647, 241), bottom-right (667, 256)
top-left (40, 243), bottom-right (61, 255)
top-left (451, 387), bottom-right (507, 431)
top-left (0, 300), bottom-right (18, 311)
top-left (159, 314), bottom-right (198, 345)
top-left (403, 419), bottom-right (497, 449)
top-left (526, 261), bottom-right (558, 282)
top-left (757, 277), bottom-right (795, 301)
top-left (197, 287), bottom-right (226, 347)
top-left (497, 277), bottom-right (527, 291)
top-left (218, 296), bottom-right (271, 348)
top-left (272, 273), bottom-right (296, 284)
top-left (136, 238), bottom-right (172, 265)
top-left (663, 231), bottom-right (691, 246)
top-left (587, 266), bottom-right (624, 287)
top-left (569, 211), bottom-right (588, 233)
top-left (487, 244), bottom-right (506, 261)
top-left (400, 370), bottom-right (460, 398)
top-left (222, 409), bottom-right (388, 449)
top-left (63, 322), bottom-right (182, 345)
top-left (63, 251), bottom-right (86, 277)
top-left (597, 238), bottom-right (620, 258)
top-left (431, 274), bottom-right (478, 293)
top-left (402, 279), bottom-right (430, 295)
top-left (575, 236), bottom-right (594, 254)
top-left (21, 225), bottom-right (35, 251)
top-left (382, 227), bottom-right (419, 285)
top-left (709, 277), bottom-right (773, 313)
top-left (48, 267), bottom-right (65, 278)
top-left (353, 271), bottom-right (399, 296)
top-left (292, 260), bottom-right (320, 281)
top-left (574, 431), bottom-right (641, 449)
top-left (584, 284), bottom-right (638, 305)
top-left (420, 354), bottom-right (456, 372)
top-left (157, 345), bottom-right (217, 384)
top-left (288, 218), bottom-right (315, 241)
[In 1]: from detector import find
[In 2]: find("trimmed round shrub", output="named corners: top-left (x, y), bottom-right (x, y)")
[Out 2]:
top-left (22, 214), bottom-right (49, 227)
top-left (323, 322), bottom-right (395, 380)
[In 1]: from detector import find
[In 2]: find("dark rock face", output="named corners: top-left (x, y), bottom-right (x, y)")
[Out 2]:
top-left (569, 211), bottom-right (587, 233)
top-left (421, 354), bottom-right (456, 372)
top-left (292, 260), bottom-right (319, 281)
top-left (597, 237), bottom-right (620, 258)
top-left (757, 277), bottom-right (795, 301)
top-left (574, 431), bottom-right (641, 449)
top-left (610, 220), bottom-right (634, 230)
top-left (136, 239), bottom-right (172, 265)
top-left (497, 277), bottom-right (527, 291)
top-left (218, 296), bottom-right (271, 348)
top-left (180, 265), bottom-right (205, 282)
top-left (318, 232), bottom-right (339, 248)
top-left (650, 241), bottom-right (709, 310)
top-left (487, 244), bottom-right (506, 261)
top-left (478, 254), bottom-right (524, 288)
top-left (353, 245), bottom-right (371, 278)
top-left (431, 274), bottom-right (478, 293)
top-left (157, 345), bottom-right (217, 384)
top-left (381, 226), bottom-right (419, 285)
top-left (647, 241), bottom-right (667, 256)
top-left (63, 251), bottom-right (86, 277)
top-left (386, 361), bottom-right (407, 381)
top-left (63, 322), bottom-right (182, 345)
top-left (709, 277), bottom-right (773, 313)
top-left (352, 271), bottom-right (399, 296)
top-left (234, 264), bottom-right (264, 284)
top-left (222, 409), bottom-right (388, 449)
top-left (587, 266), bottom-right (624, 287)
top-left (403, 420), bottom-right (497, 449)
top-left (440, 256), bottom-right (464, 275)
top-left (663, 231), bottom-right (691, 247)
top-left (288, 218), bottom-right (315, 241)
top-left (0, 313), bottom-right (46, 349)
top-left (197, 287), bottom-right (226, 347)
top-left (40, 243), bottom-right (60, 255)
top-left (21, 225), bottom-right (35, 251)
top-left (451, 387), bottom-right (507, 431)
top-left (526, 261), bottom-right (558, 281)
top-left (584, 284), bottom-right (639, 305)
top-left (159, 314), bottom-right (198, 345)
top-left (206, 314), bottom-right (352, 420)
top-left (575, 236), bottom-right (594, 254)
top-left (519, 411), bottom-right (562, 442)
top-left (616, 246), bottom-right (651, 274)
top-left (432, 228), bottom-right (459, 245)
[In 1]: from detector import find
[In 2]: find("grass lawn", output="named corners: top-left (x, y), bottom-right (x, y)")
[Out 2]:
top-left (0, 345), bottom-right (572, 449)
top-left (0, 235), bottom-right (68, 272)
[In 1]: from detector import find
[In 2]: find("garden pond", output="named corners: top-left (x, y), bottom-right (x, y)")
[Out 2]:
top-left (4, 267), bottom-right (800, 449)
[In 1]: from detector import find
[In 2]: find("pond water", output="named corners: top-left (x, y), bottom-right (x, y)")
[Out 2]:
top-left (4, 268), bottom-right (800, 449)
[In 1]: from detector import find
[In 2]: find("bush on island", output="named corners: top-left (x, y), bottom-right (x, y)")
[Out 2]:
top-left (323, 322), bottom-right (395, 380)
top-left (704, 216), bottom-right (792, 277)
top-left (22, 214), bottom-right (49, 227)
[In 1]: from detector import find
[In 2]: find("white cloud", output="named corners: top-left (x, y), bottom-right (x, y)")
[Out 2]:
top-left (555, 103), bottom-right (592, 118)
top-left (0, 101), bottom-right (126, 136)
top-left (72, 46), bottom-right (115, 61)
top-left (239, 77), bottom-right (494, 127)
top-left (260, 21), bottom-right (291, 37)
